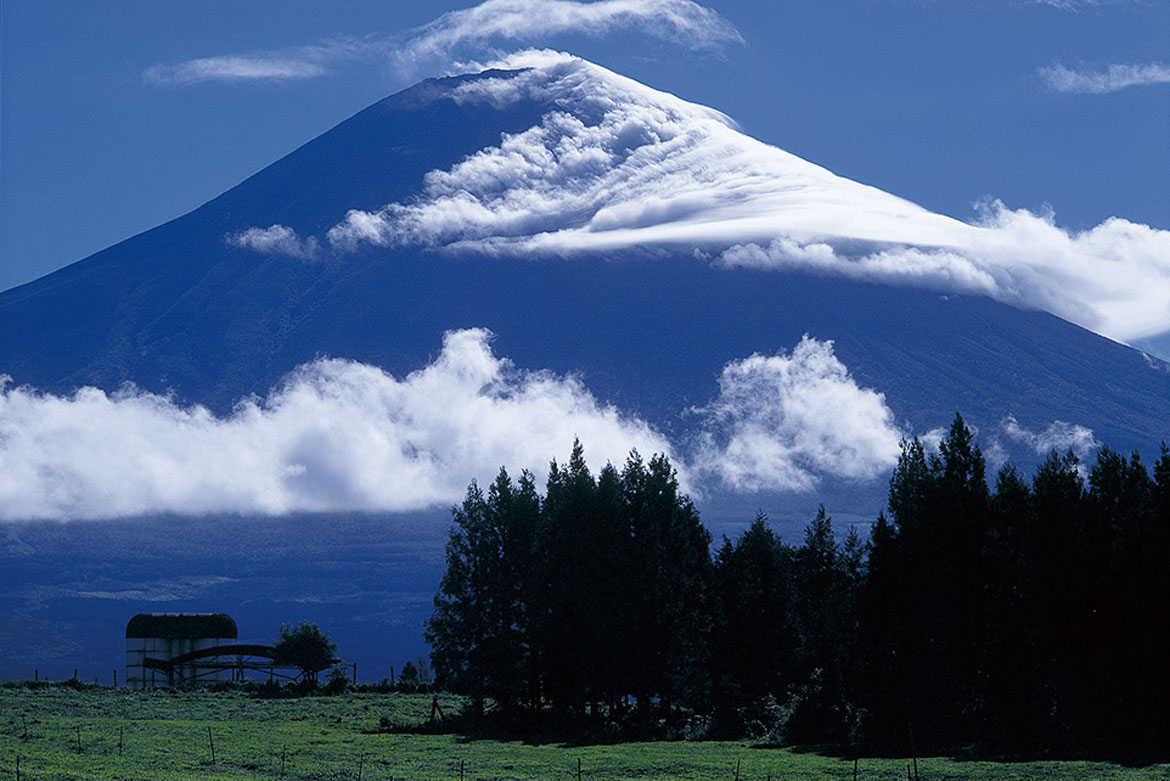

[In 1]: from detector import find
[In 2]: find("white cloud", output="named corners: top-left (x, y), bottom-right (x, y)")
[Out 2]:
top-left (1039, 62), bottom-right (1170, 94)
top-left (718, 239), bottom-right (1000, 298)
top-left (227, 225), bottom-right (320, 259)
top-left (143, 1), bottom-right (738, 86)
top-left (720, 203), bottom-right (1170, 343)
top-left (321, 54), bottom-right (1170, 345)
top-left (1032, 0), bottom-right (1144, 10)
top-left (145, 54), bottom-right (330, 86)
top-left (0, 330), bottom-right (918, 520)
top-left (326, 52), bottom-right (969, 254)
top-left (395, 0), bottom-right (741, 72)
top-left (143, 34), bottom-right (388, 86)
top-left (1002, 415), bottom-right (1099, 459)
top-left (0, 330), bottom-right (675, 521)
top-left (693, 336), bottom-right (903, 493)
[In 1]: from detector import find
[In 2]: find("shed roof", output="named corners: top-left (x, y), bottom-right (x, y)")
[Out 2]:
top-left (125, 613), bottom-right (238, 640)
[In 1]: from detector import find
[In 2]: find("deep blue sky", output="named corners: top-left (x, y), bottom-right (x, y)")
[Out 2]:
top-left (2, 0), bottom-right (1167, 292)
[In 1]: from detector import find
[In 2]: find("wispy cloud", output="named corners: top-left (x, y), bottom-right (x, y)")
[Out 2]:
top-left (227, 225), bottom-right (320, 260)
top-left (693, 336), bottom-right (903, 492)
top-left (144, 56), bottom-right (328, 86)
top-left (143, 34), bottom-right (388, 86)
top-left (394, 0), bottom-right (742, 72)
top-left (1033, 0), bottom-right (1098, 9)
top-left (143, 0), bottom-right (739, 86)
top-left (1001, 416), bottom-right (1099, 459)
top-left (1032, 0), bottom-right (1143, 10)
top-left (1038, 62), bottom-right (1170, 94)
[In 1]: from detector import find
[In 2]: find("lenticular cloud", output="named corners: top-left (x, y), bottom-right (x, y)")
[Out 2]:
top-left (319, 52), bottom-right (1170, 345)
top-left (326, 50), bottom-right (968, 256)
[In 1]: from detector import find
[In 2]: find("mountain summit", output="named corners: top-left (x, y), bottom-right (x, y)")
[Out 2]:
top-left (2, 53), bottom-right (1169, 519)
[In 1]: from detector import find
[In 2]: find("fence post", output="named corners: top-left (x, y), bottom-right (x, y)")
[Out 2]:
top-left (208, 726), bottom-right (216, 764)
top-left (75, 725), bottom-right (82, 754)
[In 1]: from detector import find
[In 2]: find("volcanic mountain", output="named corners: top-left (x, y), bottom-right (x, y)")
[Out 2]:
top-left (3, 51), bottom-right (1169, 521)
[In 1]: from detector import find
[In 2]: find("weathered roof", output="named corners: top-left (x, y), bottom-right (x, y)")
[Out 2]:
top-left (125, 613), bottom-right (238, 640)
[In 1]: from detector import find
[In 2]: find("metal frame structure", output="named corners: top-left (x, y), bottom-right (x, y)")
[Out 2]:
top-left (142, 643), bottom-right (305, 685)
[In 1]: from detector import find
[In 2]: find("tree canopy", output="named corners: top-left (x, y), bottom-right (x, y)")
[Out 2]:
top-left (425, 422), bottom-right (1169, 757)
top-left (272, 621), bottom-right (339, 683)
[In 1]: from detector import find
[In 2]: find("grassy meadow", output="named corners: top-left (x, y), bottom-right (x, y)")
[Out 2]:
top-left (2, 685), bottom-right (1167, 780)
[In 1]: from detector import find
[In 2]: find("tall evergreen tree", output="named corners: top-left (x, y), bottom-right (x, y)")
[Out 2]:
top-left (710, 513), bottom-right (796, 721)
top-left (426, 468), bottom-right (541, 715)
top-left (623, 452), bottom-right (713, 715)
top-left (426, 479), bottom-right (492, 713)
top-left (791, 506), bottom-right (852, 743)
top-left (535, 440), bottom-right (598, 715)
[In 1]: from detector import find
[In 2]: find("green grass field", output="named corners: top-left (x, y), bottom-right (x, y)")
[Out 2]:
top-left (2, 686), bottom-right (1167, 780)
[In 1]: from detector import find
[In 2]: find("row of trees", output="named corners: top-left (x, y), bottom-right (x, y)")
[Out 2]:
top-left (865, 418), bottom-right (1169, 754)
top-left (425, 444), bottom-right (711, 720)
top-left (425, 421), bottom-right (1169, 756)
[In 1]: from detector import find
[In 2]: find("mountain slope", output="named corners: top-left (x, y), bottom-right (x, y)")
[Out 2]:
top-left (2, 54), bottom-right (1169, 519)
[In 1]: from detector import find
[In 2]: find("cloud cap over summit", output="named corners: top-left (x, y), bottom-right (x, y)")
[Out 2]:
top-left (230, 52), bottom-right (1169, 346)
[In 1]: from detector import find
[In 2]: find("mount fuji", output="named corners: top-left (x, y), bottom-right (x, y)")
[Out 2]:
top-left (3, 51), bottom-right (1168, 521)
top-left (3, 52), bottom-right (1169, 677)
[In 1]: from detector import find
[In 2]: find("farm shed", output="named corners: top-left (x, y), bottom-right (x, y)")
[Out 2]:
top-left (125, 612), bottom-right (237, 688)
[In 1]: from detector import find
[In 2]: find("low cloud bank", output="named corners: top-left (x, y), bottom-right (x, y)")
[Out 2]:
top-left (0, 330), bottom-right (671, 520)
top-left (0, 332), bottom-right (906, 521)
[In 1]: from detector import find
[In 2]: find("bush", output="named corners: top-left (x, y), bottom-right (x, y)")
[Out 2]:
top-left (324, 665), bottom-right (351, 695)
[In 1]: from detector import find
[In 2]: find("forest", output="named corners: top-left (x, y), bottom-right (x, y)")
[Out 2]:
top-left (424, 415), bottom-right (1169, 758)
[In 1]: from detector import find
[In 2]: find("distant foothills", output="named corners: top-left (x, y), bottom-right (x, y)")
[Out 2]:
top-left (424, 415), bottom-right (1168, 758)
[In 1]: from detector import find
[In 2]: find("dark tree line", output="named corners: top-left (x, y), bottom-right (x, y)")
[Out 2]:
top-left (425, 441), bottom-right (711, 723)
top-left (426, 422), bottom-right (1169, 757)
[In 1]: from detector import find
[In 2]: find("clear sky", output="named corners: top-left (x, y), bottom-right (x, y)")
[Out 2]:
top-left (1, 0), bottom-right (1167, 293)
